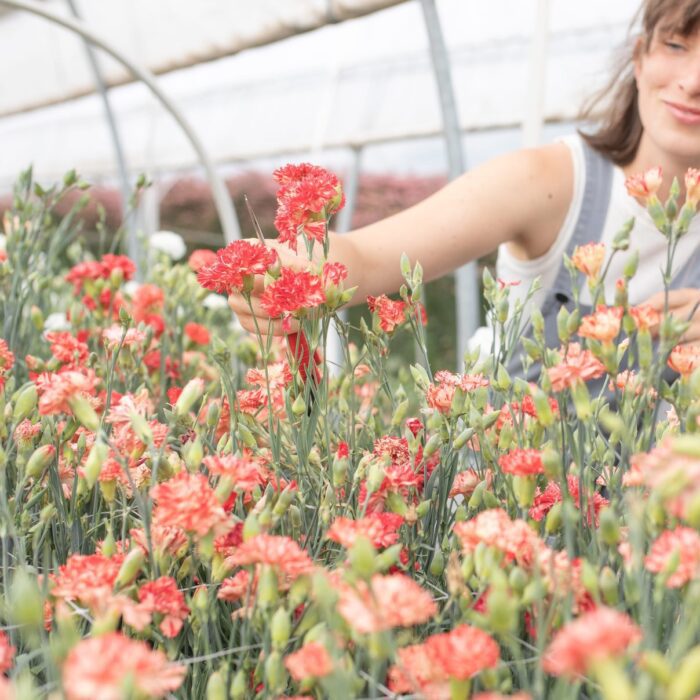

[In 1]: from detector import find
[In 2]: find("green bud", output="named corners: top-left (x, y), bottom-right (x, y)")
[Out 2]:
top-left (545, 502), bottom-right (563, 534)
top-left (509, 566), bottom-right (528, 594)
top-left (640, 650), bottom-right (672, 687)
top-left (231, 669), bottom-right (248, 700)
top-left (83, 439), bottom-right (109, 489)
top-left (423, 432), bottom-right (442, 459)
top-left (67, 394), bottom-right (100, 432)
top-left (667, 646), bottom-right (700, 700)
top-left (264, 651), bottom-right (285, 693)
top-left (257, 565), bottom-right (279, 608)
top-left (270, 607), bottom-right (291, 649)
top-left (291, 393), bottom-right (307, 416)
top-left (429, 548), bottom-right (445, 577)
top-left (115, 548), bottom-right (145, 588)
top-left (175, 378), bottom-right (205, 417)
top-left (13, 384), bottom-right (38, 423)
top-left (184, 437), bottom-right (204, 471)
top-left (391, 399), bottom-right (409, 427)
top-left (9, 568), bottom-right (43, 635)
top-left (206, 671), bottom-right (227, 700)
top-left (599, 566), bottom-right (619, 606)
top-left (25, 444), bottom-right (56, 479)
top-left (598, 507), bottom-right (621, 547)
top-left (349, 536), bottom-right (376, 579)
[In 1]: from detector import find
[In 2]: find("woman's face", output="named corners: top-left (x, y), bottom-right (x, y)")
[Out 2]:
top-left (635, 28), bottom-right (700, 164)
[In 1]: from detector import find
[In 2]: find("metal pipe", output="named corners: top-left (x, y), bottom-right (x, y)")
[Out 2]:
top-left (0, 0), bottom-right (241, 243)
top-left (522, 0), bottom-right (550, 147)
top-left (418, 0), bottom-right (480, 370)
top-left (62, 0), bottom-right (142, 270)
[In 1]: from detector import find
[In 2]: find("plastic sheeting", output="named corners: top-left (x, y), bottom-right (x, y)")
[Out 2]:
top-left (0, 0), bottom-right (409, 115)
top-left (0, 0), bottom-right (640, 182)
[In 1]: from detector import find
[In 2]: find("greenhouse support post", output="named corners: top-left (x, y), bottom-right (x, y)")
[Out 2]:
top-left (0, 0), bottom-right (241, 244)
top-left (419, 0), bottom-right (480, 370)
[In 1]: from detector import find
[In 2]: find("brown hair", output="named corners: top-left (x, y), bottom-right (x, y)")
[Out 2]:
top-left (579, 0), bottom-right (700, 166)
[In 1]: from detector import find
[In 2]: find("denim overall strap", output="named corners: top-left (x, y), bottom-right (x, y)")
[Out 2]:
top-left (506, 141), bottom-right (614, 381)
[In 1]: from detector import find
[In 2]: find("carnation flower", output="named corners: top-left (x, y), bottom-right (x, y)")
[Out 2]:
top-left (273, 163), bottom-right (344, 251)
top-left (217, 570), bottom-right (254, 602)
top-left (367, 294), bottom-right (407, 333)
top-left (0, 631), bottom-right (15, 673)
top-left (284, 642), bottom-right (333, 682)
top-left (546, 343), bottom-right (605, 392)
top-left (102, 325), bottom-right (147, 350)
top-left (137, 576), bottom-right (190, 637)
top-left (225, 534), bottom-right (314, 580)
top-left (151, 472), bottom-right (229, 539)
top-left (203, 452), bottom-right (269, 492)
top-left (571, 242), bottom-right (605, 279)
top-left (449, 469), bottom-right (482, 498)
top-left (668, 343), bottom-right (700, 376)
top-left (50, 552), bottom-right (124, 609)
top-left (453, 509), bottom-right (540, 567)
top-left (326, 513), bottom-right (404, 549)
top-left (542, 607), bottom-right (642, 678)
top-left (260, 267), bottom-right (325, 318)
top-left (149, 230), bottom-right (187, 260)
top-left (61, 632), bottom-right (185, 699)
top-left (188, 248), bottom-right (217, 272)
top-left (35, 369), bottom-right (98, 416)
top-left (0, 338), bottom-right (15, 391)
top-left (644, 526), bottom-right (700, 588)
top-left (578, 305), bottom-right (623, 343)
top-left (197, 239), bottom-right (278, 295)
top-left (184, 322), bottom-right (210, 345)
top-left (529, 475), bottom-right (609, 526)
top-left (337, 573), bottom-right (437, 634)
top-left (425, 370), bottom-right (489, 414)
top-left (498, 448), bottom-right (544, 476)
top-left (629, 303), bottom-right (661, 331)
top-left (389, 625), bottom-right (499, 696)
top-left (685, 167), bottom-right (700, 207)
top-left (624, 166), bottom-right (662, 200)
top-left (43, 312), bottom-right (71, 332)
top-left (45, 331), bottom-right (89, 368)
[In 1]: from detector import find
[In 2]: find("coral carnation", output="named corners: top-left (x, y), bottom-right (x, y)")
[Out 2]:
top-left (61, 632), bottom-right (185, 699)
top-left (644, 526), bottom-right (700, 588)
top-left (542, 607), bottom-right (641, 678)
top-left (284, 642), bottom-right (333, 681)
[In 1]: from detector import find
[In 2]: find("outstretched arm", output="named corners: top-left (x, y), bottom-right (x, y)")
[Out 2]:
top-left (229, 142), bottom-right (573, 334)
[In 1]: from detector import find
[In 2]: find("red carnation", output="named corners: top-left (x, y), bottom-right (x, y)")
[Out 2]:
top-left (197, 239), bottom-right (278, 295)
top-left (260, 266), bottom-right (325, 318)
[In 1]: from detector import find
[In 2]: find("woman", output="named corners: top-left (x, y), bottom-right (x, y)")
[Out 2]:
top-left (229, 0), bottom-right (700, 366)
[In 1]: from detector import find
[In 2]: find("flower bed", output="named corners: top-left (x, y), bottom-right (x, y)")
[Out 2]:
top-left (0, 164), bottom-right (699, 699)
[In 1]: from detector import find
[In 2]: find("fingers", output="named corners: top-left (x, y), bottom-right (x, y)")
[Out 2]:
top-left (644, 288), bottom-right (700, 311)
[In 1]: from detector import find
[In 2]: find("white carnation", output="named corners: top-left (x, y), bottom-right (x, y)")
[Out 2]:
top-left (149, 230), bottom-right (186, 261)
top-left (202, 293), bottom-right (229, 310)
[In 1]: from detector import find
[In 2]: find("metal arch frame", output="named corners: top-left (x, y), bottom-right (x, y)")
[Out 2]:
top-left (0, 0), bottom-right (241, 244)
top-left (419, 0), bottom-right (480, 370)
top-left (62, 0), bottom-right (140, 267)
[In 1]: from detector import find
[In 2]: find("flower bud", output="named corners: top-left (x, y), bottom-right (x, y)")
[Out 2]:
top-left (9, 568), bottom-right (43, 636)
top-left (429, 548), bottom-right (445, 577)
top-left (264, 651), bottom-right (285, 693)
top-left (13, 384), bottom-right (37, 423)
top-left (115, 548), bottom-right (145, 588)
top-left (349, 536), bottom-right (376, 579)
top-left (599, 566), bottom-right (619, 606)
top-left (83, 439), bottom-right (109, 489)
top-left (666, 646), bottom-right (700, 700)
top-left (25, 444), bottom-right (55, 479)
top-left (257, 565), bottom-right (279, 608)
top-left (67, 394), bottom-right (100, 432)
top-left (366, 461), bottom-right (385, 495)
top-left (453, 427), bottom-right (475, 450)
top-left (375, 544), bottom-right (403, 572)
top-left (639, 650), bottom-right (672, 687)
top-left (175, 378), bottom-right (205, 417)
top-left (243, 512), bottom-right (261, 541)
top-left (545, 502), bottom-right (563, 534)
top-left (230, 669), bottom-right (248, 700)
top-left (183, 437), bottom-right (204, 471)
top-left (206, 671), bottom-right (227, 700)
top-left (270, 607), bottom-right (291, 649)
top-left (598, 507), bottom-right (620, 546)
top-left (291, 393), bottom-right (307, 417)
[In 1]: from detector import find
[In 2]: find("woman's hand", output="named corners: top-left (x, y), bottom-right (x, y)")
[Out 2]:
top-left (227, 238), bottom-right (311, 340)
top-left (643, 287), bottom-right (700, 344)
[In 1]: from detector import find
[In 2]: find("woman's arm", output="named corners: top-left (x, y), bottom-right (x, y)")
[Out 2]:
top-left (325, 141), bottom-right (573, 303)
top-left (229, 141), bottom-right (573, 332)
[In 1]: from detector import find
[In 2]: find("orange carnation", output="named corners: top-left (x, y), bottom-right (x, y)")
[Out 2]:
top-left (542, 607), bottom-right (642, 678)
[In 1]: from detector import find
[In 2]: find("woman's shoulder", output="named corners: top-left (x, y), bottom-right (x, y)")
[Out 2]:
top-left (495, 140), bottom-right (576, 260)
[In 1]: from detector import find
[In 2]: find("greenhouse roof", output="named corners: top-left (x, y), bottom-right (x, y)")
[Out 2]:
top-left (0, 0), bottom-right (639, 182)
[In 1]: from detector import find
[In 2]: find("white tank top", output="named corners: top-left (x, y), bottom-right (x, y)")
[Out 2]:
top-left (468, 134), bottom-right (700, 353)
